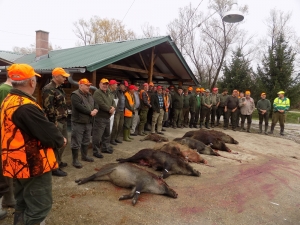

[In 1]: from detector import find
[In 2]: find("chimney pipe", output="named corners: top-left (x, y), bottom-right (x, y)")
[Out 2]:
top-left (35, 30), bottom-right (49, 58)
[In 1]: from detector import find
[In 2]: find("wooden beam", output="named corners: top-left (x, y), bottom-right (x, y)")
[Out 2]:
top-left (92, 71), bottom-right (97, 87)
top-left (148, 47), bottom-right (155, 83)
top-left (106, 64), bottom-right (177, 79)
top-left (139, 52), bottom-right (147, 70)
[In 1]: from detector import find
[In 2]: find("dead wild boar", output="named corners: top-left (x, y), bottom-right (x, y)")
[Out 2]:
top-left (116, 149), bottom-right (200, 178)
top-left (173, 137), bottom-right (220, 156)
top-left (156, 142), bottom-right (186, 161)
top-left (182, 129), bottom-right (231, 152)
top-left (75, 163), bottom-right (178, 206)
top-left (207, 130), bottom-right (239, 144)
top-left (180, 149), bottom-right (207, 164)
top-left (140, 133), bottom-right (169, 142)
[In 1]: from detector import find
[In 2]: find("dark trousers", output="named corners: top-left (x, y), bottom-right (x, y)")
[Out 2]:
top-left (172, 108), bottom-right (182, 127)
top-left (236, 108), bottom-right (241, 127)
top-left (0, 155), bottom-right (9, 197)
top-left (217, 106), bottom-right (226, 122)
top-left (200, 107), bottom-right (210, 123)
top-left (124, 116), bottom-right (133, 129)
top-left (14, 172), bottom-right (52, 225)
top-left (259, 113), bottom-right (269, 126)
top-left (56, 119), bottom-right (68, 164)
top-left (241, 114), bottom-right (252, 124)
top-left (92, 117), bottom-right (111, 154)
top-left (224, 109), bottom-right (237, 129)
top-left (189, 111), bottom-right (195, 126)
top-left (194, 107), bottom-right (201, 125)
top-left (182, 108), bottom-right (190, 125)
top-left (139, 108), bottom-right (149, 132)
top-left (210, 105), bottom-right (217, 124)
top-left (71, 122), bottom-right (92, 150)
top-left (271, 112), bottom-right (285, 128)
top-left (111, 111), bottom-right (124, 141)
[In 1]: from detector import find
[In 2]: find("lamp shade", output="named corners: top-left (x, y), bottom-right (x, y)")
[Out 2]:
top-left (222, 9), bottom-right (244, 23)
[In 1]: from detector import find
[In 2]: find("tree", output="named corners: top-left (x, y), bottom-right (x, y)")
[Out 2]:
top-left (141, 22), bottom-right (160, 38)
top-left (12, 43), bottom-right (61, 54)
top-left (73, 16), bottom-right (136, 46)
top-left (167, 0), bottom-right (250, 89)
top-left (219, 48), bottom-right (254, 93)
top-left (256, 34), bottom-right (299, 107)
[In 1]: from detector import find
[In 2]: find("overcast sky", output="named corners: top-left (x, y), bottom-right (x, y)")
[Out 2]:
top-left (0, 0), bottom-right (299, 52)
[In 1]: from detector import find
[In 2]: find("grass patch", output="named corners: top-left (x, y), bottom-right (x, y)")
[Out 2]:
top-left (251, 110), bottom-right (300, 124)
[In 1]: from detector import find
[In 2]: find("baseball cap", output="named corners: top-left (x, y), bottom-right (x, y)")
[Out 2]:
top-left (52, 67), bottom-right (70, 77)
top-left (261, 92), bottom-right (266, 96)
top-left (79, 78), bottom-right (92, 85)
top-left (120, 80), bottom-right (129, 87)
top-left (165, 88), bottom-right (169, 92)
top-left (212, 87), bottom-right (218, 91)
top-left (157, 86), bottom-right (162, 90)
top-left (100, 78), bottom-right (109, 83)
top-left (277, 91), bottom-right (285, 94)
top-left (245, 91), bottom-right (251, 95)
top-left (196, 88), bottom-right (201, 92)
top-left (109, 80), bottom-right (119, 85)
top-left (205, 89), bottom-right (210, 93)
top-left (128, 85), bottom-right (136, 90)
top-left (8, 64), bottom-right (41, 81)
top-left (134, 86), bottom-right (139, 91)
top-left (188, 87), bottom-right (193, 91)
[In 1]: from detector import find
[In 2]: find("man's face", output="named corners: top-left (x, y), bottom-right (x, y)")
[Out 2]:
top-left (79, 84), bottom-right (90, 94)
top-left (184, 91), bottom-right (188, 96)
top-left (144, 85), bottom-right (149, 91)
top-left (196, 91), bottom-right (200, 95)
top-left (129, 89), bottom-right (135, 94)
top-left (233, 91), bottom-right (238, 97)
top-left (205, 92), bottom-right (209, 96)
top-left (53, 75), bottom-right (66, 85)
top-left (153, 87), bottom-right (157, 92)
top-left (223, 91), bottom-right (228, 95)
top-left (110, 84), bottom-right (118, 91)
top-left (119, 84), bottom-right (126, 92)
top-left (213, 90), bottom-right (218, 94)
top-left (245, 94), bottom-right (250, 98)
top-left (170, 88), bottom-right (174, 92)
top-left (157, 88), bottom-right (162, 94)
top-left (100, 82), bottom-right (108, 91)
top-left (240, 93), bottom-right (245, 98)
top-left (178, 89), bottom-right (183, 95)
top-left (279, 93), bottom-right (284, 98)
top-left (261, 95), bottom-right (266, 99)
top-left (149, 85), bottom-right (154, 91)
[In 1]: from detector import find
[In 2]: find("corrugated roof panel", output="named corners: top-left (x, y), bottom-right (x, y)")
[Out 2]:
top-left (0, 51), bottom-right (24, 62)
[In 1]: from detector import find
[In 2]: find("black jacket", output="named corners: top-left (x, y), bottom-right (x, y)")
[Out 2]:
top-left (151, 93), bottom-right (165, 113)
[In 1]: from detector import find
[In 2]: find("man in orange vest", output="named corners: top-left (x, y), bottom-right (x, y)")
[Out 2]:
top-left (123, 85), bottom-right (136, 141)
top-left (1, 64), bottom-right (66, 224)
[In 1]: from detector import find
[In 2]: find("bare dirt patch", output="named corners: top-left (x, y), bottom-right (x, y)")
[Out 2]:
top-left (2, 122), bottom-right (300, 225)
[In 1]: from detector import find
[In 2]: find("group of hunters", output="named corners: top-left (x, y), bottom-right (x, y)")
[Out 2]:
top-left (0, 63), bottom-right (290, 224)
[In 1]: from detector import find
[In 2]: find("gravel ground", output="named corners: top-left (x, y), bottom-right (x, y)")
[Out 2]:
top-left (2, 121), bottom-right (300, 225)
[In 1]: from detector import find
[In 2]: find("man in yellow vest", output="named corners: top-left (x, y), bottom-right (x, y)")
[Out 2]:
top-left (269, 91), bottom-right (290, 135)
top-left (123, 85), bottom-right (136, 141)
top-left (1, 64), bottom-right (66, 224)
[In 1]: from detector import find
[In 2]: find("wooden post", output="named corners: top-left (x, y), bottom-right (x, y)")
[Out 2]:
top-left (147, 47), bottom-right (155, 83)
top-left (179, 80), bottom-right (183, 87)
top-left (92, 70), bottom-right (97, 87)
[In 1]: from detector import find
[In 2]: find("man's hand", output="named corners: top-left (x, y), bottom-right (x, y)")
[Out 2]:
top-left (90, 109), bottom-right (98, 116)
top-left (109, 107), bottom-right (115, 114)
top-left (232, 108), bottom-right (236, 112)
top-left (62, 137), bottom-right (67, 147)
top-left (224, 107), bottom-right (227, 112)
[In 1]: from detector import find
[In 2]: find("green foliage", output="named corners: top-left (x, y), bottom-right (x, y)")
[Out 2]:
top-left (219, 48), bottom-right (254, 93)
top-left (256, 34), bottom-right (300, 108)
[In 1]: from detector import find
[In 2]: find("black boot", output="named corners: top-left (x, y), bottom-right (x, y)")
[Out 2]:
top-left (200, 122), bottom-right (203, 129)
top-left (2, 178), bottom-right (16, 208)
top-left (205, 122), bottom-right (210, 129)
top-left (72, 148), bottom-right (82, 168)
top-left (247, 123), bottom-right (251, 133)
top-left (216, 119), bottom-right (220, 126)
top-left (268, 124), bottom-right (275, 134)
top-left (81, 145), bottom-right (94, 162)
top-left (280, 125), bottom-right (284, 136)
top-left (13, 211), bottom-right (23, 225)
top-left (258, 124), bottom-right (262, 133)
top-left (264, 125), bottom-right (268, 135)
top-left (241, 122), bottom-right (246, 131)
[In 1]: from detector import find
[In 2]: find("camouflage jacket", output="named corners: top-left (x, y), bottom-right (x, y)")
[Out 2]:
top-left (42, 80), bottom-right (68, 123)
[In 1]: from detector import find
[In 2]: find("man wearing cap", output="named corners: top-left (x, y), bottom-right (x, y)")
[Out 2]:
top-left (172, 86), bottom-right (183, 129)
top-left (42, 67), bottom-right (70, 177)
top-left (1, 64), bottom-right (66, 224)
top-left (224, 90), bottom-right (239, 131)
top-left (151, 86), bottom-right (165, 134)
top-left (92, 78), bottom-right (116, 157)
top-left (0, 73), bottom-right (13, 219)
top-left (70, 78), bottom-right (98, 168)
top-left (123, 85), bottom-right (136, 141)
top-left (210, 88), bottom-right (220, 128)
top-left (216, 88), bottom-right (228, 126)
top-left (111, 81), bottom-right (126, 144)
top-left (239, 91), bottom-right (255, 132)
top-left (257, 93), bottom-right (271, 134)
top-left (188, 86), bottom-right (193, 95)
top-left (138, 83), bottom-right (152, 135)
top-left (130, 85), bottom-right (140, 136)
top-left (182, 89), bottom-right (190, 128)
top-left (269, 91), bottom-right (290, 135)
top-left (200, 89), bottom-right (212, 129)
top-left (162, 88), bottom-right (171, 128)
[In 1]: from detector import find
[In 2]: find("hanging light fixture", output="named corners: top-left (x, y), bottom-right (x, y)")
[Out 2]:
top-left (222, 0), bottom-right (244, 23)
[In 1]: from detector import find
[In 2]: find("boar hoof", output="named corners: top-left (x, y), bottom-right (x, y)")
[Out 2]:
top-left (75, 179), bottom-right (82, 185)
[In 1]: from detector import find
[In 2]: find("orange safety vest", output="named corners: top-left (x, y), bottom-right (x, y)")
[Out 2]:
top-left (139, 89), bottom-right (150, 103)
top-left (124, 92), bottom-right (134, 117)
top-left (1, 94), bottom-right (58, 178)
top-left (164, 94), bottom-right (169, 112)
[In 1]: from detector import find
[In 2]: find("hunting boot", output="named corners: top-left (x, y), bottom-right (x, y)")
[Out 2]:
top-left (241, 122), bottom-right (246, 131)
top-left (200, 122), bottom-right (203, 129)
top-left (13, 211), bottom-right (23, 225)
top-left (123, 129), bottom-right (131, 142)
top-left (258, 124), bottom-right (262, 133)
top-left (264, 125), bottom-right (268, 135)
top-left (216, 119), bottom-right (220, 126)
top-left (138, 127), bottom-right (145, 136)
top-left (211, 123), bottom-right (215, 128)
top-left (247, 123), bottom-right (251, 133)
top-left (268, 124), bottom-right (275, 134)
top-left (205, 122), bottom-right (210, 129)
top-left (280, 125), bottom-right (284, 136)
top-left (0, 208), bottom-right (7, 220)
top-left (81, 145), bottom-right (94, 162)
top-left (128, 129), bottom-right (134, 140)
top-left (72, 149), bottom-right (82, 169)
top-left (2, 178), bottom-right (16, 208)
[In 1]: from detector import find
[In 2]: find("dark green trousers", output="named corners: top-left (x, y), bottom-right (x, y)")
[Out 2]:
top-left (172, 108), bottom-right (183, 127)
top-left (124, 116), bottom-right (133, 129)
top-left (56, 119), bottom-right (68, 164)
top-left (271, 111), bottom-right (285, 127)
top-left (14, 172), bottom-right (52, 225)
top-left (138, 108), bottom-right (149, 132)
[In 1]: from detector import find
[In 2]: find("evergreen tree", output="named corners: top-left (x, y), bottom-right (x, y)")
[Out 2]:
top-left (256, 34), bottom-right (299, 108)
top-left (219, 48), bottom-right (254, 94)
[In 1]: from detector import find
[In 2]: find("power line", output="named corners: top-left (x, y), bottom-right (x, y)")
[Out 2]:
top-left (121, 0), bottom-right (136, 23)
